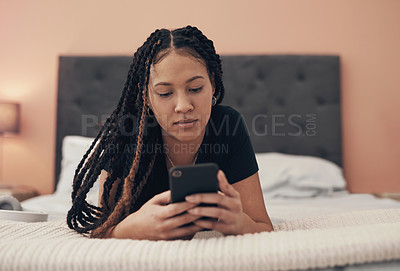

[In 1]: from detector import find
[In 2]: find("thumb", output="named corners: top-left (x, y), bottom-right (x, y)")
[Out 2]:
top-left (151, 190), bottom-right (171, 205)
top-left (217, 170), bottom-right (236, 197)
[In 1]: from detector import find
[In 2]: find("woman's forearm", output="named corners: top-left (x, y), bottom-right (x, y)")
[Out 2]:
top-left (102, 225), bottom-right (117, 238)
top-left (103, 212), bottom-right (273, 239)
top-left (238, 212), bottom-right (274, 235)
top-left (106, 221), bottom-right (132, 239)
top-left (101, 220), bottom-right (129, 239)
top-left (104, 216), bottom-right (143, 240)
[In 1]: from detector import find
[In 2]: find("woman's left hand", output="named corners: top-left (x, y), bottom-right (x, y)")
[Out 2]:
top-left (185, 170), bottom-right (247, 235)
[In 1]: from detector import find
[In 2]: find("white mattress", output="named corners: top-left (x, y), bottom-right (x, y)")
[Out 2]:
top-left (1, 208), bottom-right (400, 271)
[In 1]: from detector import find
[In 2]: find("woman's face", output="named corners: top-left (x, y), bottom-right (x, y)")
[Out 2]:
top-left (147, 50), bottom-right (215, 143)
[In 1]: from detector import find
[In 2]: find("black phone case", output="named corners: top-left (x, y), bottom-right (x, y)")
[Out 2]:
top-left (169, 163), bottom-right (219, 204)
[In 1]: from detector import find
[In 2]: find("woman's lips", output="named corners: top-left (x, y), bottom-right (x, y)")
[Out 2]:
top-left (174, 119), bottom-right (198, 128)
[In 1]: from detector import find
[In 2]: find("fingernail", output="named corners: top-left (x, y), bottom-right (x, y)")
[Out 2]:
top-left (185, 195), bottom-right (195, 202)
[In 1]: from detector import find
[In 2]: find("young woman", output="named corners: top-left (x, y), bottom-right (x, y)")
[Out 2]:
top-left (67, 25), bottom-right (273, 240)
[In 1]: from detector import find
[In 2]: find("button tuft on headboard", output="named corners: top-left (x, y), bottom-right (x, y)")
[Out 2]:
top-left (256, 69), bottom-right (265, 80)
top-left (297, 72), bottom-right (305, 82)
top-left (73, 97), bottom-right (82, 107)
top-left (236, 97), bottom-right (244, 107)
top-left (316, 147), bottom-right (328, 158)
top-left (95, 71), bottom-right (104, 81)
top-left (316, 96), bottom-right (326, 105)
top-left (275, 97), bottom-right (286, 107)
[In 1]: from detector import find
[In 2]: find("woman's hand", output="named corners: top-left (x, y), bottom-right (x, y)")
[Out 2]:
top-left (111, 190), bottom-right (204, 240)
top-left (185, 170), bottom-right (249, 235)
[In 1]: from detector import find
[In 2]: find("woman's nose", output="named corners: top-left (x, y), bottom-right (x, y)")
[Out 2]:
top-left (174, 95), bottom-right (194, 113)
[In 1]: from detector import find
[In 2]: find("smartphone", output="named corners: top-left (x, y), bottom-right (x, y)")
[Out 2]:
top-left (169, 163), bottom-right (219, 231)
top-left (169, 162), bottom-right (219, 206)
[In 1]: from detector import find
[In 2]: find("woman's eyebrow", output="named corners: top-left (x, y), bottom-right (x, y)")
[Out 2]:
top-left (153, 75), bottom-right (205, 87)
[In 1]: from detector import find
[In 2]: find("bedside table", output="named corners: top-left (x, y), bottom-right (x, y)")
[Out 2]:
top-left (373, 192), bottom-right (400, 202)
top-left (0, 184), bottom-right (39, 202)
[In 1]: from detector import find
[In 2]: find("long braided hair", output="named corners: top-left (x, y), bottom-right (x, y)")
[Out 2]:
top-left (67, 25), bottom-right (225, 237)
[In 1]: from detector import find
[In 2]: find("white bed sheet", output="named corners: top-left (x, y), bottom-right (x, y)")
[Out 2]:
top-left (22, 190), bottom-right (400, 224)
top-left (22, 194), bottom-right (71, 222)
top-left (265, 191), bottom-right (400, 224)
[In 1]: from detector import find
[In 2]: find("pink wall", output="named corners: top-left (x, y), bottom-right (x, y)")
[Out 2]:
top-left (0, 0), bottom-right (399, 194)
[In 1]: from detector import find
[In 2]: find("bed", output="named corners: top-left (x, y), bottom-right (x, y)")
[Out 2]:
top-left (1, 55), bottom-right (399, 271)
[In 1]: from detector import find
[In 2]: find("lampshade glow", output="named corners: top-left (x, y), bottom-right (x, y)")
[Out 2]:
top-left (0, 102), bottom-right (20, 134)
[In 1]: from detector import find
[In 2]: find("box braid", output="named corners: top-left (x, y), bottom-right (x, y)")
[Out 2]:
top-left (171, 26), bottom-right (225, 104)
top-left (67, 25), bottom-right (225, 238)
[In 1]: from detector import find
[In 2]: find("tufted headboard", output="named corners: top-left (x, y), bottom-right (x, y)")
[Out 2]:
top-left (55, 55), bottom-right (341, 189)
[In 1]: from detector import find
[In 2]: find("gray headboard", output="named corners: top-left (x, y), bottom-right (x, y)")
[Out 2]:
top-left (56, 55), bottom-right (341, 189)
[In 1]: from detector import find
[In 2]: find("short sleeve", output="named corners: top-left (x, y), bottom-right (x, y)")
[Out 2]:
top-left (224, 111), bottom-right (259, 184)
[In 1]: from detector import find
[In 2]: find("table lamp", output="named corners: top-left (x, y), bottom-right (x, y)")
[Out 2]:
top-left (0, 101), bottom-right (20, 184)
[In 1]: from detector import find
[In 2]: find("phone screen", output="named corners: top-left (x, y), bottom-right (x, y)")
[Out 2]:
top-left (169, 163), bottom-right (219, 231)
top-left (169, 163), bottom-right (219, 204)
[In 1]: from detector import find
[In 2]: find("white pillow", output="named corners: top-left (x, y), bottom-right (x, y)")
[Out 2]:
top-left (255, 152), bottom-right (346, 198)
top-left (56, 136), bottom-right (99, 204)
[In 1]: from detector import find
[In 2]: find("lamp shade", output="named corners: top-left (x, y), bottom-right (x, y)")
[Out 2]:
top-left (0, 102), bottom-right (20, 134)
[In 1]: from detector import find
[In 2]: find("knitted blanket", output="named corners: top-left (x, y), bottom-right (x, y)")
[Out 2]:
top-left (1, 208), bottom-right (399, 271)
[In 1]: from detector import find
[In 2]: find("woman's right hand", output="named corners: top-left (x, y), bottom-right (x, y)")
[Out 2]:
top-left (110, 190), bottom-right (204, 240)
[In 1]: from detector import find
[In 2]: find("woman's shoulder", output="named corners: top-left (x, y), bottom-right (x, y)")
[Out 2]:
top-left (207, 105), bottom-right (246, 139)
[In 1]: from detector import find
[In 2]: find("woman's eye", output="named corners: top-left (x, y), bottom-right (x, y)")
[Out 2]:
top-left (159, 92), bottom-right (172, 97)
top-left (190, 87), bottom-right (203, 92)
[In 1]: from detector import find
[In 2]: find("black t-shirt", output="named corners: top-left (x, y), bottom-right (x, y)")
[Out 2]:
top-left (104, 105), bottom-right (259, 211)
